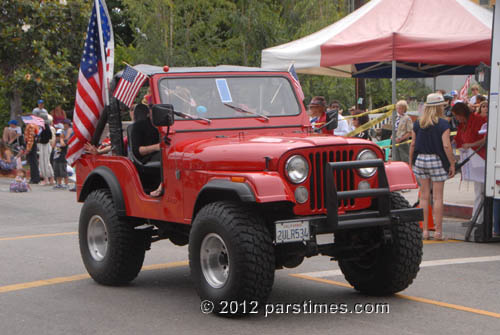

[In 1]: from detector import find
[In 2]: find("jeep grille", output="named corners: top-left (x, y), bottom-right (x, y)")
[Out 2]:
top-left (308, 149), bottom-right (356, 211)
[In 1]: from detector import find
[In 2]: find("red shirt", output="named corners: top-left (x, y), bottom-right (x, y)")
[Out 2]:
top-left (455, 113), bottom-right (486, 159)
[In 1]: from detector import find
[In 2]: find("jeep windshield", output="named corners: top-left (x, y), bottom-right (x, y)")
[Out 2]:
top-left (158, 76), bottom-right (301, 120)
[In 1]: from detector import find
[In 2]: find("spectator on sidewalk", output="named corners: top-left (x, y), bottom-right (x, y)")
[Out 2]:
top-left (0, 140), bottom-right (17, 172)
top-left (9, 169), bottom-right (31, 193)
top-left (308, 96), bottom-right (327, 130)
top-left (443, 94), bottom-right (458, 132)
top-left (50, 105), bottom-right (67, 125)
top-left (37, 115), bottom-right (54, 186)
top-left (3, 120), bottom-right (21, 145)
top-left (32, 99), bottom-right (49, 120)
top-left (469, 84), bottom-right (480, 105)
top-left (477, 100), bottom-right (488, 118)
top-left (53, 129), bottom-right (68, 189)
top-left (330, 100), bottom-right (353, 136)
top-left (351, 109), bottom-right (371, 140)
top-left (450, 90), bottom-right (459, 106)
top-left (62, 119), bottom-right (73, 141)
top-left (470, 95), bottom-right (487, 113)
top-left (394, 100), bottom-right (413, 163)
top-left (452, 102), bottom-right (487, 228)
top-left (24, 123), bottom-right (41, 184)
top-left (409, 93), bottom-right (455, 241)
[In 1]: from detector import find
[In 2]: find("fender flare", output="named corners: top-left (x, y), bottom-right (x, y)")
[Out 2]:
top-left (198, 179), bottom-right (256, 202)
top-left (79, 166), bottom-right (126, 216)
top-left (192, 179), bottom-right (256, 217)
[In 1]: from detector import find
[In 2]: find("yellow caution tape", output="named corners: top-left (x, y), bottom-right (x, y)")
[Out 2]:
top-left (343, 104), bottom-right (395, 119)
top-left (346, 109), bottom-right (393, 137)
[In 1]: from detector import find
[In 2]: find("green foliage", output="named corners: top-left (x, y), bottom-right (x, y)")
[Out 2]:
top-left (0, 0), bottom-right (435, 126)
top-left (366, 79), bottom-right (432, 108)
top-left (0, 0), bottom-right (91, 120)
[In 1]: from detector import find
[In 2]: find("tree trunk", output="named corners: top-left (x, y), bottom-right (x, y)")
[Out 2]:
top-left (356, 78), bottom-right (366, 110)
top-left (10, 89), bottom-right (22, 121)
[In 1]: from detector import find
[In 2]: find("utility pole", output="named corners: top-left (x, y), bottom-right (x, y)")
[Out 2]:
top-left (353, 0), bottom-right (366, 110)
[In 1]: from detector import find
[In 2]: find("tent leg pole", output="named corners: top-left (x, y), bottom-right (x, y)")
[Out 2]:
top-left (433, 77), bottom-right (437, 91)
top-left (391, 60), bottom-right (397, 161)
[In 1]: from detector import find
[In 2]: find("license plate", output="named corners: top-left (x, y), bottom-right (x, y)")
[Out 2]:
top-left (275, 220), bottom-right (310, 244)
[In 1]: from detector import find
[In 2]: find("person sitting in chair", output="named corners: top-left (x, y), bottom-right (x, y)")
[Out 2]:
top-left (130, 103), bottom-right (163, 197)
top-left (131, 104), bottom-right (160, 164)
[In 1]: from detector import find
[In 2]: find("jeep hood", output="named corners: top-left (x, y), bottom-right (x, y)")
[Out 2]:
top-left (180, 134), bottom-right (372, 171)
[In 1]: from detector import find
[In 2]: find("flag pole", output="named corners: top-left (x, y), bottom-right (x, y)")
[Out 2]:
top-left (95, 0), bottom-right (109, 106)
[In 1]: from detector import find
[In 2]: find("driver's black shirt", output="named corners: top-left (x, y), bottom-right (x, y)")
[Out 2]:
top-left (131, 119), bottom-right (160, 164)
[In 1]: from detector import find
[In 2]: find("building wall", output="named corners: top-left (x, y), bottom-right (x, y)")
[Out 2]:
top-left (423, 75), bottom-right (473, 95)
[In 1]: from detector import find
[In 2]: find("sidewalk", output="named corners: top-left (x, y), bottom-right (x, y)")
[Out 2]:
top-left (399, 174), bottom-right (479, 241)
top-left (401, 174), bottom-right (475, 219)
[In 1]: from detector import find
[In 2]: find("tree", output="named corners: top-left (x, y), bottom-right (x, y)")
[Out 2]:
top-left (277, 0), bottom-right (355, 108)
top-left (0, 0), bottom-right (91, 121)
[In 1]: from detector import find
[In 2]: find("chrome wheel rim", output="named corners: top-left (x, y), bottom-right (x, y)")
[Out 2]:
top-left (87, 215), bottom-right (108, 261)
top-left (200, 233), bottom-right (229, 288)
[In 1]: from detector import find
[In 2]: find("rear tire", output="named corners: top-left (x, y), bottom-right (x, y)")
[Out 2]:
top-left (189, 201), bottom-right (275, 315)
top-left (338, 192), bottom-right (423, 295)
top-left (79, 189), bottom-right (146, 285)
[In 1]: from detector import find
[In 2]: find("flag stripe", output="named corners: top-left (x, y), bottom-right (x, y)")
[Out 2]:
top-left (75, 90), bottom-right (99, 126)
top-left (67, 0), bottom-right (114, 165)
top-left (124, 78), bottom-right (142, 105)
top-left (67, 137), bottom-right (85, 164)
top-left (113, 66), bottom-right (148, 107)
top-left (76, 86), bottom-right (100, 121)
top-left (459, 75), bottom-right (471, 100)
top-left (72, 112), bottom-right (93, 141)
top-left (78, 71), bottom-right (103, 112)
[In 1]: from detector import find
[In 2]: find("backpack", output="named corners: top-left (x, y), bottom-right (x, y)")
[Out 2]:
top-left (38, 126), bottom-right (52, 144)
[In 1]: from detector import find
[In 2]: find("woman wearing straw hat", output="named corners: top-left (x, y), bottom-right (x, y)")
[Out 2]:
top-left (409, 93), bottom-right (455, 240)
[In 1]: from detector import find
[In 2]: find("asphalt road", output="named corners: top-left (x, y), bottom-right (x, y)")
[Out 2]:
top-left (1, 178), bottom-right (499, 335)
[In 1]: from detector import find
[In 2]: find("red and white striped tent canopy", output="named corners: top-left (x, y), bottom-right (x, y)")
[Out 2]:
top-left (261, 0), bottom-right (492, 78)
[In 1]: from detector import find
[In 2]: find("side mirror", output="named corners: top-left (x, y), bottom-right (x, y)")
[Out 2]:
top-left (152, 104), bottom-right (175, 127)
top-left (325, 109), bottom-right (338, 131)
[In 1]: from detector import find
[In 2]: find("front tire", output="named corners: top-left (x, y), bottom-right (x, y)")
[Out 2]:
top-left (189, 202), bottom-right (275, 314)
top-left (338, 192), bottom-right (423, 295)
top-left (79, 189), bottom-right (146, 285)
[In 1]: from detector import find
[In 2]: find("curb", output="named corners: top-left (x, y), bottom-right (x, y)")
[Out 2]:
top-left (444, 202), bottom-right (473, 219)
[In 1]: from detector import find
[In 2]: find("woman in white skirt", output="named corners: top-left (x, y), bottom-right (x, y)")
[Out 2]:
top-left (409, 93), bottom-right (455, 240)
top-left (38, 115), bottom-right (54, 185)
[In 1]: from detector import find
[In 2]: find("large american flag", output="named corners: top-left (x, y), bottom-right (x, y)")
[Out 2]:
top-left (288, 63), bottom-right (305, 101)
top-left (67, 0), bottom-right (114, 165)
top-left (459, 75), bottom-right (472, 101)
top-left (113, 66), bottom-right (148, 107)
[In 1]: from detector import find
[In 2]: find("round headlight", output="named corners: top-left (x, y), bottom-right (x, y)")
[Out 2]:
top-left (285, 155), bottom-right (309, 184)
top-left (356, 149), bottom-right (378, 178)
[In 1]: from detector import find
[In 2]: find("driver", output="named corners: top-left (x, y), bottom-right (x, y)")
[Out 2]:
top-left (131, 103), bottom-right (160, 164)
top-left (130, 103), bottom-right (163, 197)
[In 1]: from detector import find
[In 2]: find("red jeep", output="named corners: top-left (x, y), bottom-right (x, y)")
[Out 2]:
top-left (76, 65), bottom-right (423, 314)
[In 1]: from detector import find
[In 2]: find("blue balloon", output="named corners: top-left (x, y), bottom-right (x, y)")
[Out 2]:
top-left (196, 105), bottom-right (208, 114)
